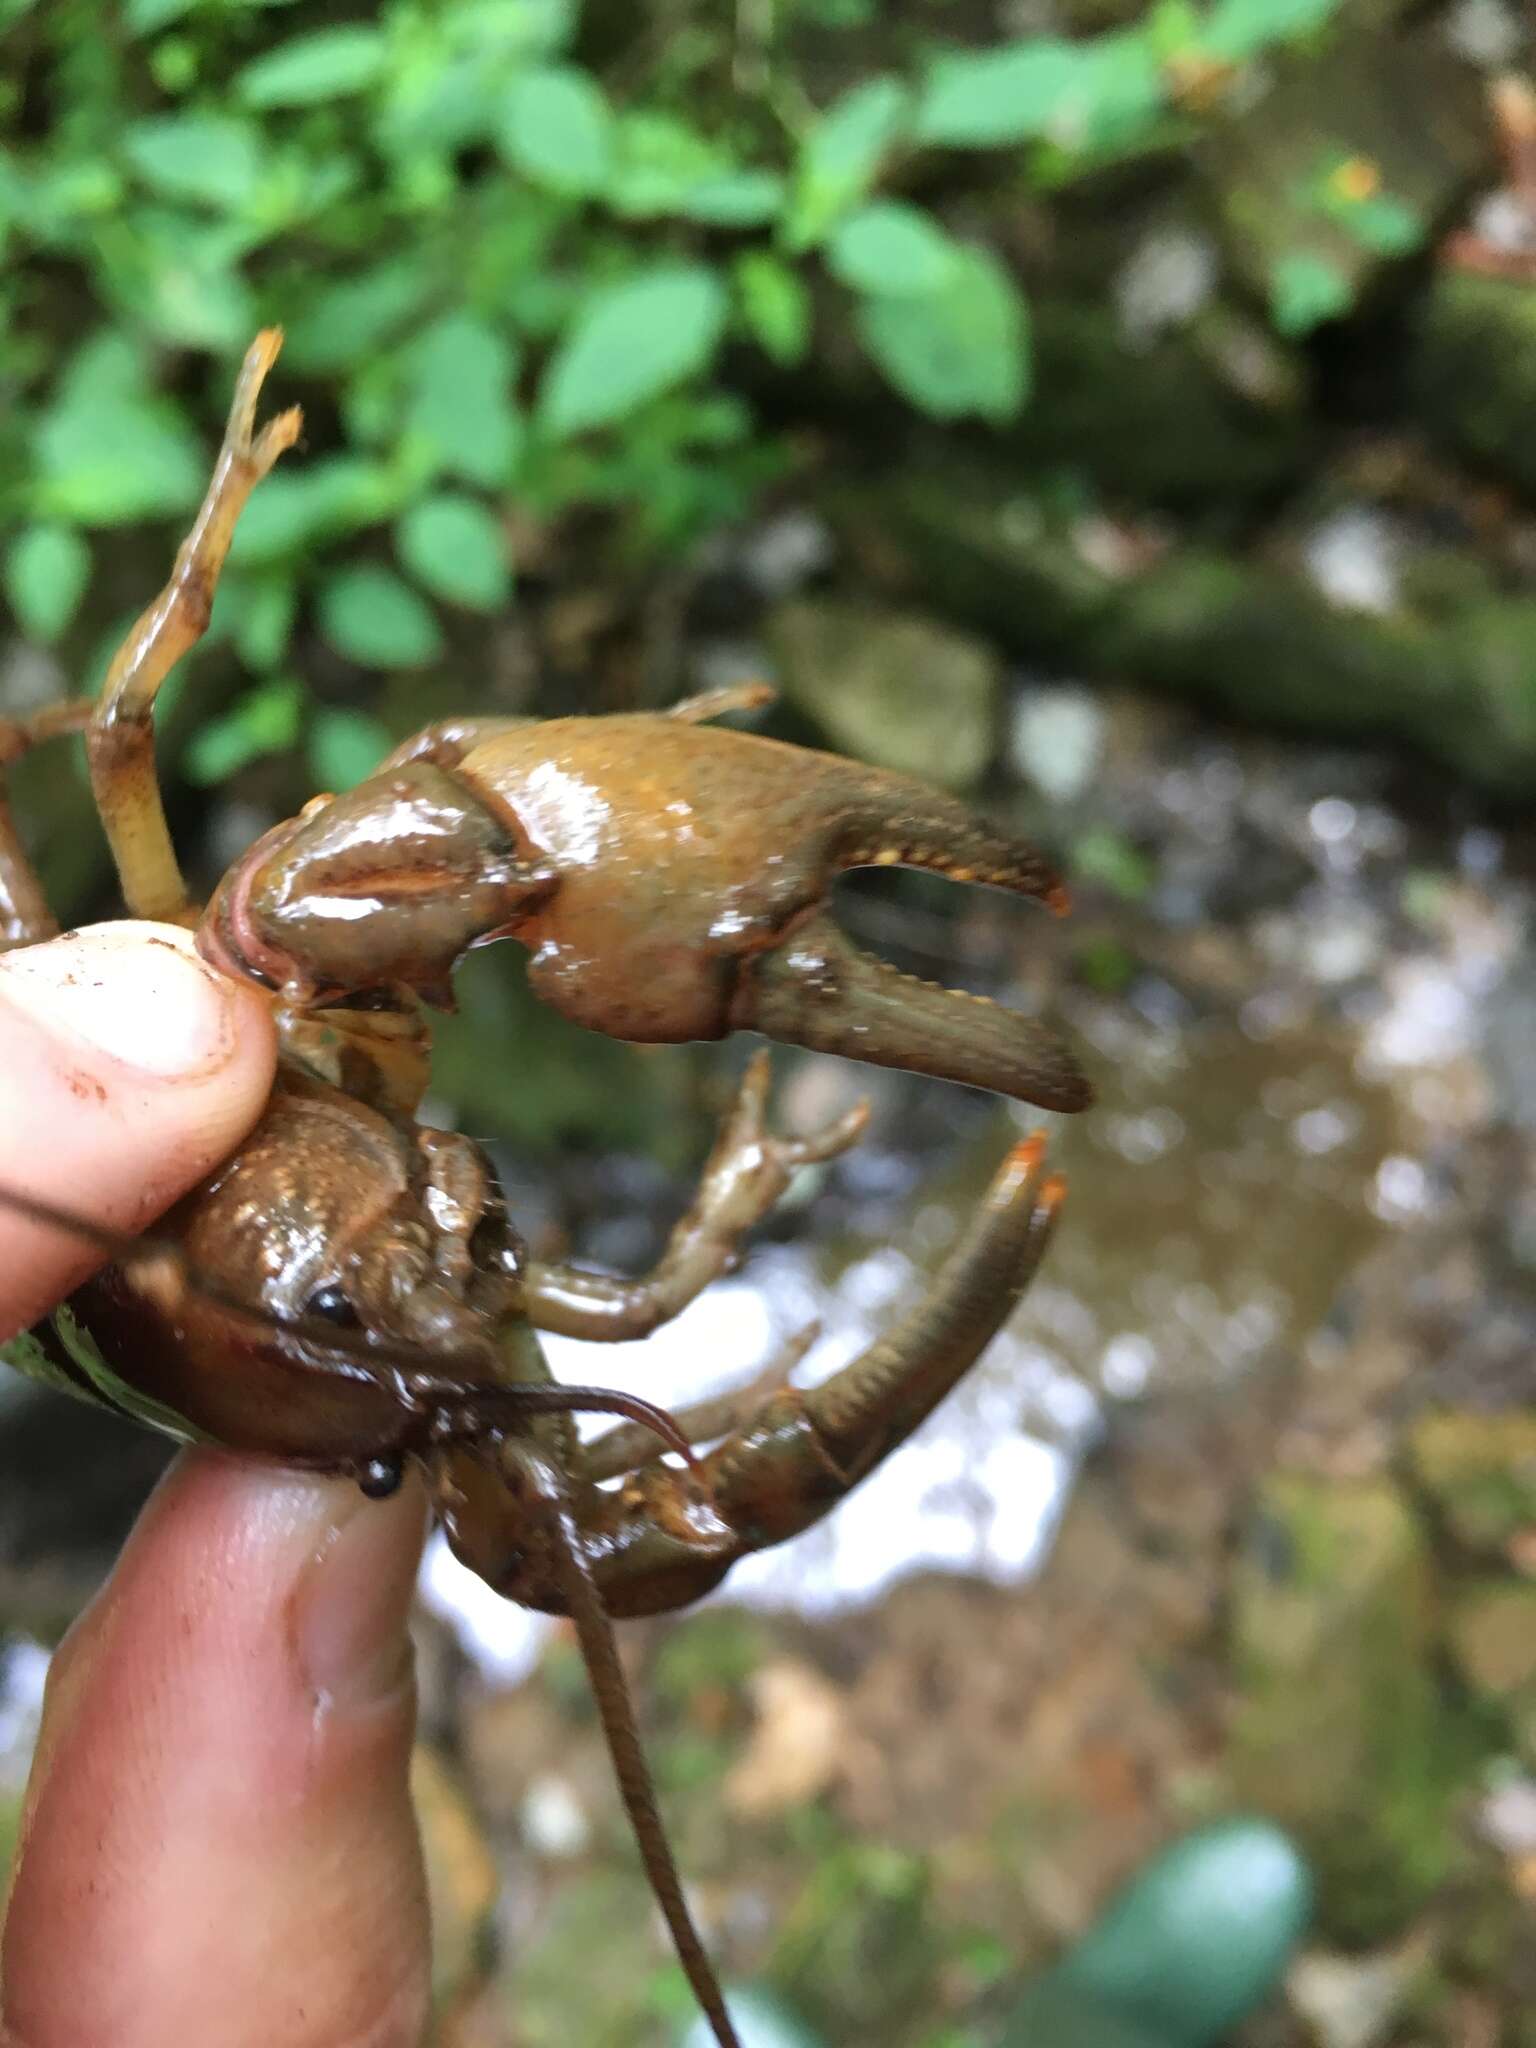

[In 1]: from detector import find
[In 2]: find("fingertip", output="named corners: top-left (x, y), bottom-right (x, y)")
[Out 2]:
top-left (0, 923), bottom-right (277, 1330)
top-left (2, 1452), bottom-right (431, 2048)
top-left (0, 918), bottom-right (277, 1101)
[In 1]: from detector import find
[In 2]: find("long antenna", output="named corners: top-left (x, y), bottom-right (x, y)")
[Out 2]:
top-left (500, 1439), bottom-right (743, 2048)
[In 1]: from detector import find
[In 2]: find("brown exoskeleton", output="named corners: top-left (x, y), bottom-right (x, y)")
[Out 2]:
top-left (0, 333), bottom-right (1088, 2048)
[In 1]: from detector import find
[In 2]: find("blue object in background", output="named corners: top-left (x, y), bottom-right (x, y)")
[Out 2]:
top-left (679, 1818), bottom-right (1312, 2048)
top-left (1000, 1818), bottom-right (1314, 2048)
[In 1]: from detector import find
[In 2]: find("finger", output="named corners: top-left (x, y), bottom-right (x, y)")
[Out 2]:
top-left (0, 921), bottom-right (277, 1335)
top-left (0, 1451), bottom-right (432, 2048)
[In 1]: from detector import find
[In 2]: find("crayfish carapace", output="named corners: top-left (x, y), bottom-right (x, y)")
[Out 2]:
top-left (0, 331), bottom-right (1089, 2048)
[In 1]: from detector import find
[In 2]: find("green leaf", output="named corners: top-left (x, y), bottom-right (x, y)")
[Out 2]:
top-left (226, 458), bottom-right (401, 565)
top-left (1071, 826), bottom-right (1155, 900)
top-left (185, 677), bottom-right (303, 785)
top-left (1205, 0), bottom-right (1342, 60)
top-left (211, 572), bottom-right (296, 669)
top-left (826, 201), bottom-right (958, 296)
top-left (125, 0), bottom-right (198, 30)
top-left (916, 32), bottom-right (1163, 155)
top-left (238, 27), bottom-right (387, 109)
top-left (1336, 192), bottom-right (1422, 257)
top-left (606, 111), bottom-right (723, 217)
top-left (783, 76), bottom-right (908, 250)
top-left (856, 246), bottom-right (1028, 421)
top-left (405, 315), bottom-right (523, 486)
top-left (282, 261), bottom-right (433, 373)
top-left (105, 214), bottom-right (257, 350)
top-left (498, 65), bottom-right (613, 196)
top-left (319, 564), bottom-right (445, 669)
top-left (733, 250), bottom-right (812, 366)
top-left (677, 171), bottom-right (785, 226)
top-left (1068, 31), bottom-right (1165, 153)
top-left (33, 335), bottom-right (204, 525)
top-left (1269, 251), bottom-right (1351, 334)
top-left (122, 116), bottom-right (261, 211)
top-left (915, 38), bottom-right (1081, 147)
top-left (3, 526), bottom-right (91, 644)
top-left (308, 706), bottom-right (393, 792)
top-left (538, 265), bottom-right (728, 438)
top-left (396, 494), bottom-right (511, 611)
top-left (601, 117), bottom-right (782, 225)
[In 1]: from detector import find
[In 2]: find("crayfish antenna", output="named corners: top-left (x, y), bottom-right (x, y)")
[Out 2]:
top-left (500, 1440), bottom-right (744, 2048)
top-left (478, 1383), bottom-right (703, 1472)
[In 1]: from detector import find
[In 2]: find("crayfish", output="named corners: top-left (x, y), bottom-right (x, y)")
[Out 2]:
top-left (0, 332), bottom-right (1090, 2048)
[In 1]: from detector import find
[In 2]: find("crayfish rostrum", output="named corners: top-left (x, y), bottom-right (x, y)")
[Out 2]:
top-left (0, 332), bottom-right (1090, 2048)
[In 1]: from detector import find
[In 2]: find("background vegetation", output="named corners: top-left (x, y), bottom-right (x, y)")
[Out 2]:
top-left (2, 0), bottom-right (1363, 792)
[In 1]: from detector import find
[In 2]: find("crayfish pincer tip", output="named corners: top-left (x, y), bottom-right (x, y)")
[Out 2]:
top-left (744, 910), bottom-right (1093, 1115)
top-left (1005, 1132), bottom-right (1048, 1177)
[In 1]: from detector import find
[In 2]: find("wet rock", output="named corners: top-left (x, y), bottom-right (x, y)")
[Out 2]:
top-left (1015, 295), bottom-right (1309, 509)
top-left (1409, 1409), bottom-right (1536, 1556)
top-left (1198, 13), bottom-right (1490, 315)
top-left (1300, 509), bottom-right (1406, 617)
top-left (737, 512), bottom-right (835, 601)
top-left (825, 461), bottom-right (1536, 796)
top-left (1099, 553), bottom-right (1536, 797)
top-left (1228, 1475), bottom-right (1462, 1943)
top-left (1482, 962), bottom-right (1536, 1133)
top-left (823, 456), bottom-right (1114, 667)
top-left (765, 600), bottom-right (998, 790)
top-left (1113, 226), bottom-right (1221, 347)
top-left (1413, 273), bottom-right (1536, 500)
top-left (1011, 686), bottom-right (1108, 804)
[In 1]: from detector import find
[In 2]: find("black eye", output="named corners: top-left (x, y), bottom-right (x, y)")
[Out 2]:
top-left (304, 1284), bottom-right (359, 1327)
top-left (358, 1455), bottom-right (404, 1500)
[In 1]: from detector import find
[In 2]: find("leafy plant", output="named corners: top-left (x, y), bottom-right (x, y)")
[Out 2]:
top-left (0, 0), bottom-right (1349, 725)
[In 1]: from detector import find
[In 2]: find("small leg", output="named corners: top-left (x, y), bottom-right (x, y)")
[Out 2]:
top-left (452, 1136), bottom-right (1063, 1619)
top-left (665, 681), bottom-right (776, 723)
top-left (0, 702), bottom-right (94, 949)
top-left (376, 715), bottom-right (534, 774)
top-left (87, 329), bottom-right (302, 924)
top-left (523, 1050), bottom-right (868, 1341)
top-left (582, 1323), bottom-right (820, 1482)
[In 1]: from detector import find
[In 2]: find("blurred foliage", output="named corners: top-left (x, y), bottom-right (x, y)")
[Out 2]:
top-left (2, 0), bottom-right (1348, 782)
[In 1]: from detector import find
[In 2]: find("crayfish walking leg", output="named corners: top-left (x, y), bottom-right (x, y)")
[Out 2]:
top-left (434, 1135), bottom-right (1063, 1619)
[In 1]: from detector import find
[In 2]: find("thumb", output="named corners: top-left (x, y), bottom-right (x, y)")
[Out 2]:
top-left (0, 921), bottom-right (278, 1336)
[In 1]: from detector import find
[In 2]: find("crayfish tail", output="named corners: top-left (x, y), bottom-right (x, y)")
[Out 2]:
top-left (737, 909), bottom-right (1092, 1113)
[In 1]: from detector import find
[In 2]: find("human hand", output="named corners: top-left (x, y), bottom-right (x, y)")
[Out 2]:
top-left (0, 923), bottom-right (433, 2048)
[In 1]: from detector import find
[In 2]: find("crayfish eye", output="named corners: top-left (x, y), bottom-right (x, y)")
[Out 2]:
top-left (358, 1455), bottom-right (404, 1501)
top-left (304, 1283), bottom-right (360, 1327)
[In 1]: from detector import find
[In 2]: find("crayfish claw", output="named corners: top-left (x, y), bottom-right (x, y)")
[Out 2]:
top-left (735, 907), bottom-right (1092, 1113)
